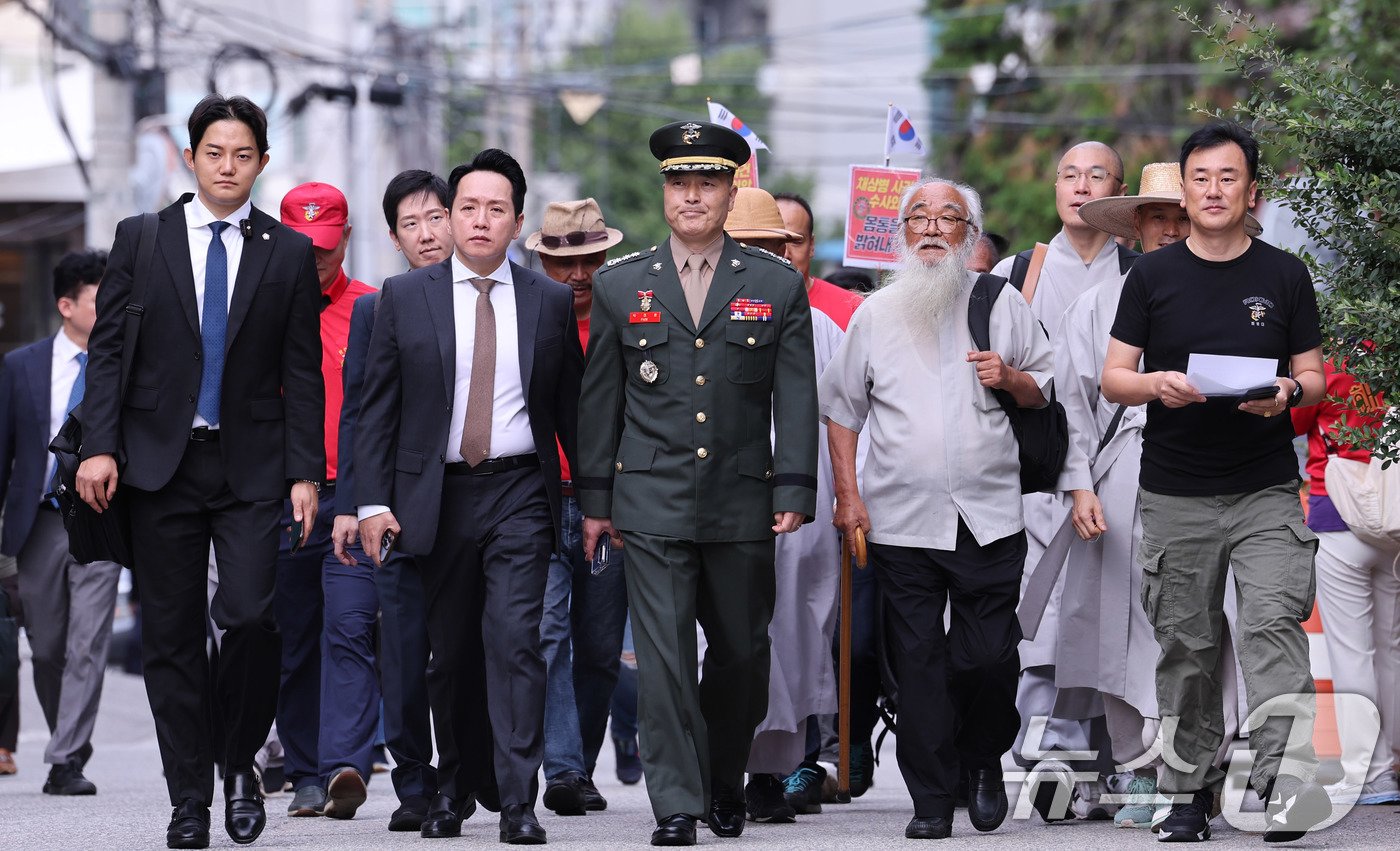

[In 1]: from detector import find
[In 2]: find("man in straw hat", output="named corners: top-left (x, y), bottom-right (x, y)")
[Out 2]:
top-left (523, 198), bottom-right (629, 817)
top-left (1103, 122), bottom-right (1330, 842)
top-left (720, 188), bottom-right (845, 823)
top-left (575, 121), bottom-right (818, 846)
top-left (990, 140), bottom-right (1139, 824)
top-left (1038, 162), bottom-right (1252, 830)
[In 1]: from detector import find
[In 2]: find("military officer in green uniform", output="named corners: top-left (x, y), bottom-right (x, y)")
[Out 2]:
top-left (577, 121), bottom-right (818, 847)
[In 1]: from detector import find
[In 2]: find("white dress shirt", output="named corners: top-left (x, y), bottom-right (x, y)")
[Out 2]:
top-left (357, 253), bottom-right (536, 522)
top-left (185, 194), bottom-right (252, 428)
top-left (49, 330), bottom-right (85, 447)
top-left (819, 270), bottom-right (1054, 550)
top-left (446, 252), bottom-right (535, 462)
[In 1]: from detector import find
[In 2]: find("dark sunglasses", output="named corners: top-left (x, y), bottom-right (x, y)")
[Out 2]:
top-left (540, 230), bottom-right (610, 249)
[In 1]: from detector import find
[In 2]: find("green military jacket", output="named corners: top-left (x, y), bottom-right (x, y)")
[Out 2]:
top-left (576, 234), bottom-right (818, 541)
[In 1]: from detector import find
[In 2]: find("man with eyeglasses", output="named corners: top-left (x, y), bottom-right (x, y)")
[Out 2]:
top-left (990, 140), bottom-right (1138, 823)
top-left (821, 177), bottom-right (1053, 839)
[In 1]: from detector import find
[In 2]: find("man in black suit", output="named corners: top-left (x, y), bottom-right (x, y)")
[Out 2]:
top-left (76, 94), bottom-right (324, 849)
top-left (356, 149), bottom-right (583, 844)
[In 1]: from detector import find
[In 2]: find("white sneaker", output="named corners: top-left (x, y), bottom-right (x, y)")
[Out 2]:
top-left (1027, 758), bottom-right (1077, 823)
top-left (1324, 778), bottom-right (1400, 806)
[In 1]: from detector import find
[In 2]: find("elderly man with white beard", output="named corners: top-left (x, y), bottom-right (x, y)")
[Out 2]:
top-left (819, 178), bottom-right (1054, 840)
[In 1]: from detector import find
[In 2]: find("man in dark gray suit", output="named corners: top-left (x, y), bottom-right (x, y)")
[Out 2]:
top-left (356, 149), bottom-right (584, 844)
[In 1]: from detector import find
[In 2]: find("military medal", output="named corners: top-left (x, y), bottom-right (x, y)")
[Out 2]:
top-left (639, 359), bottom-right (659, 384)
top-left (630, 289), bottom-right (661, 323)
top-left (637, 289), bottom-right (654, 311)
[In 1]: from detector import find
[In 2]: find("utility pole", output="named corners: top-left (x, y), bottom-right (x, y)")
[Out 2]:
top-left (350, 9), bottom-right (379, 284)
top-left (86, 0), bottom-right (136, 245)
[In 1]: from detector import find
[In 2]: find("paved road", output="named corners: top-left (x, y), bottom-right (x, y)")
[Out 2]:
top-left (2, 658), bottom-right (1396, 848)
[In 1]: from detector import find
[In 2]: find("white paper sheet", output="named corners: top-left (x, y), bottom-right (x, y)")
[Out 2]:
top-left (1186, 353), bottom-right (1278, 396)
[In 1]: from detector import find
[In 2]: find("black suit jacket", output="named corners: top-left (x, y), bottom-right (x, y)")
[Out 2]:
top-left (354, 259), bottom-right (583, 555)
top-left (82, 195), bottom-right (325, 500)
top-left (334, 291), bottom-right (377, 513)
top-left (0, 336), bottom-right (56, 556)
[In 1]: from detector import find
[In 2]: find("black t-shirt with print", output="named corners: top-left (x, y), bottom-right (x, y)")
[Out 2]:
top-left (1110, 238), bottom-right (1321, 496)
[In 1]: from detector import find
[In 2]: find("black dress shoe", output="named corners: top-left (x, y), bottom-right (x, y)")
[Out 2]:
top-left (651, 814), bottom-right (697, 846)
top-left (224, 770), bottom-right (266, 845)
top-left (421, 794), bottom-right (477, 839)
top-left (967, 768), bottom-right (1008, 832)
top-left (905, 815), bottom-right (953, 839)
top-left (543, 774), bottom-right (587, 816)
top-left (580, 775), bottom-right (608, 811)
top-left (499, 803), bottom-right (547, 844)
top-left (706, 784), bottom-right (746, 837)
top-left (43, 759), bottom-right (97, 795)
top-left (389, 795), bottom-right (430, 832)
top-left (167, 798), bottom-right (211, 849)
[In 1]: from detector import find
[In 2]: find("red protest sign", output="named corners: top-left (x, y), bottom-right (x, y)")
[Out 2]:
top-left (842, 164), bottom-right (920, 269)
top-left (733, 154), bottom-right (760, 189)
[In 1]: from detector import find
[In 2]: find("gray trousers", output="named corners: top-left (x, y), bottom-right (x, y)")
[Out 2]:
top-left (1138, 481), bottom-right (1319, 797)
top-left (16, 509), bottom-right (122, 765)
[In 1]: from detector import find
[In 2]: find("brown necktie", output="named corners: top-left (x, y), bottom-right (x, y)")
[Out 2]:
top-left (682, 253), bottom-right (707, 325)
top-left (460, 277), bottom-right (496, 465)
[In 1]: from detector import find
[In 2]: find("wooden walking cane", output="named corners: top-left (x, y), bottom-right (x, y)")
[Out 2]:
top-left (837, 526), bottom-right (868, 801)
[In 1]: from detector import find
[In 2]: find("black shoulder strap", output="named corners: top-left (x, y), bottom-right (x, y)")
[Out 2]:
top-left (1116, 243), bottom-right (1141, 276)
top-left (1097, 404), bottom-right (1128, 454)
top-left (1009, 249), bottom-right (1034, 293)
top-left (967, 272), bottom-right (1009, 353)
top-left (119, 213), bottom-right (159, 395)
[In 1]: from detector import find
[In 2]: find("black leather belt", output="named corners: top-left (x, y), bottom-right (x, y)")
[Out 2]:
top-left (190, 427), bottom-right (220, 442)
top-left (444, 454), bottom-right (539, 476)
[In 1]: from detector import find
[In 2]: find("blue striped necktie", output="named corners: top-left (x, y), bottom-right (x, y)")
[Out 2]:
top-left (48, 351), bottom-right (87, 506)
top-left (199, 221), bottom-right (230, 425)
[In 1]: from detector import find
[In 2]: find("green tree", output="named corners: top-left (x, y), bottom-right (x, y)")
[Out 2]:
top-left (923, 0), bottom-right (1316, 249)
top-left (1185, 5), bottom-right (1400, 461)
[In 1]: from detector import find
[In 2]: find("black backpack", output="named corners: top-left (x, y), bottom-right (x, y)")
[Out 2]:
top-left (966, 272), bottom-right (1069, 494)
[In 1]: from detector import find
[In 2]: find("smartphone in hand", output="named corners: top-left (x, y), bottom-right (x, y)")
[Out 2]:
top-left (379, 530), bottom-right (397, 563)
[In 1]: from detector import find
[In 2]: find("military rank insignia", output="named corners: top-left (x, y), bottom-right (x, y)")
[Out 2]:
top-left (729, 298), bottom-right (773, 321)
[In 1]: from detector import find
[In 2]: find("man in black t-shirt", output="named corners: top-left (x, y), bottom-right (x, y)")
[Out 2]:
top-left (1103, 123), bottom-right (1331, 843)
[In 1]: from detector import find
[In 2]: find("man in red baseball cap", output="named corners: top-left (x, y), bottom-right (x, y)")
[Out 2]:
top-left (281, 182), bottom-right (353, 292)
top-left (272, 181), bottom-right (379, 822)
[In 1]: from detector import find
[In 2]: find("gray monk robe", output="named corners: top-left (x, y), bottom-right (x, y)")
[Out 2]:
top-left (748, 307), bottom-right (844, 773)
top-left (991, 232), bottom-right (1134, 671)
top-left (1048, 279), bottom-right (1157, 717)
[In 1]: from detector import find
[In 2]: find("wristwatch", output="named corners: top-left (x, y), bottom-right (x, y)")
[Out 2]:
top-left (294, 479), bottom-right (323, 493)
top-left (1285, 378), bottom-right (1305, 408)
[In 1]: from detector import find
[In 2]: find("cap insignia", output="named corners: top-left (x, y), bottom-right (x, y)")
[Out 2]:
top-left (302, 202), bottom-right (321, 222)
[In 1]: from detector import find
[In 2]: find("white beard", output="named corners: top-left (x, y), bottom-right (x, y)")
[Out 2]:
top-left (868, 236), bottom-right (976, 337)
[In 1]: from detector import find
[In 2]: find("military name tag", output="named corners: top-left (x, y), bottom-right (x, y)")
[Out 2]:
top-left (639, 359), bottom-right (659, 384)
top-left (629, 311), bottom-right (662, 323)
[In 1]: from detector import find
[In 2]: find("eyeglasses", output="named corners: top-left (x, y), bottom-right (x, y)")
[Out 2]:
top-left (539, 230), bottom-right (610, 249)
top-left (1057, 167), bottom-right (1122, 186)
top-left (903, 214), bottom-right (974, 235)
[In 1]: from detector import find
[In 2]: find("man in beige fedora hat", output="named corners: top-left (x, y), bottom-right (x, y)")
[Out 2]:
top-left (524, 197), bottom-right (629, 818)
